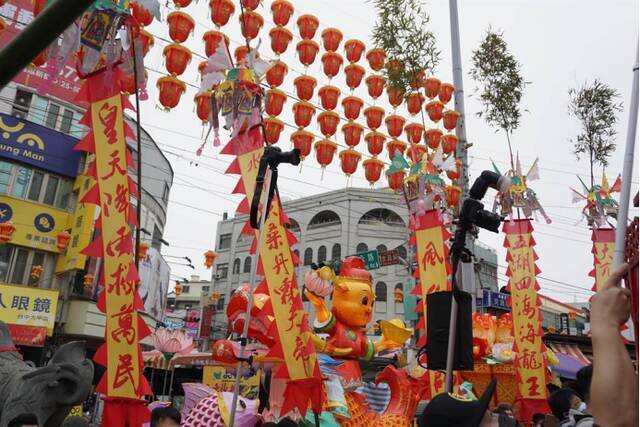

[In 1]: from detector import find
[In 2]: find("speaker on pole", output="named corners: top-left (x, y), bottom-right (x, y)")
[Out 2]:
top-left (426, 291), bottom-right (473, 371)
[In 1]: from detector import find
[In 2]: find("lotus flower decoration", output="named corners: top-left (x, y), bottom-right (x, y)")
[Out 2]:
top-left (152, 327), bottom-right (195, 355)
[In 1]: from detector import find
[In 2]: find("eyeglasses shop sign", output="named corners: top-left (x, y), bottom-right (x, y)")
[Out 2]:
top-left (0, 113), bottom-right (81, 177)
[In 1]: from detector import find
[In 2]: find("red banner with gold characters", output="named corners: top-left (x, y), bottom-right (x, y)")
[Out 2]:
top-left (74, 70), bottom-right (151, 425)
top-left (503, 219), bottom-right (549, 420)
top-left (409, 209), bottom-right (451, 346)
top-left (590, 228), bottom-right (615, 292)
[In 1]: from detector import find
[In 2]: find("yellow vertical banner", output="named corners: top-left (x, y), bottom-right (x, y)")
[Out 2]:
top-left (503, 219), bottom-right (548, 420)
top-left (590, 228), bottom-right (615, 292)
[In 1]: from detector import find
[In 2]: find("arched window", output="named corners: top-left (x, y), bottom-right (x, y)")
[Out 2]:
top-left (331, 243), bottom-right (341, 261)
top-left (285, 218), bottom-right (301, 234)
top-left (356, 242), bottom-right (368, 253)
top-left (397, 246), bottom-right (407, 260)
top-left (308, 210), bottom-right (341, 229)
top-left (243, 256), bottom-right (251, 273)
top-left (358, 208), bottom-right (406, 228)
top-left (376, 244), bottom-right (387, 253)
top-left (232, 258), bottom-right (241, 274)
top-left (375, 282), bottom-right (387, 302)
top-left (304, 248), bottom-right (313, 265)
top-left (317, 246), bottom-right (327, 264)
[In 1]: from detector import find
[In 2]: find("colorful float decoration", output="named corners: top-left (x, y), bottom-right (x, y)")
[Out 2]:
top-left (571, 174), bottom-right (621, 228)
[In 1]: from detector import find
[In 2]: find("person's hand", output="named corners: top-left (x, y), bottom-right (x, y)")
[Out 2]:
top-left (591, 263), bottom-right (631, 333)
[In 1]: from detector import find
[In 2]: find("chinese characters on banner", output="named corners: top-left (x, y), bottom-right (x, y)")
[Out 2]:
top-left (258, 200), bottom-right (323, 415)
top-left (503, 220), bottom-right (548, 420)
top-left (590, 228), bottom-right (615, 292)
top-left (74, 71), bottom-right (151, 416)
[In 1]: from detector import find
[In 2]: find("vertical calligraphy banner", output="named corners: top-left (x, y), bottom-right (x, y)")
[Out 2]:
top-left (503, 219), bottom-right (549, 421)
top-left (590, 228), bottom-right (615, 292)
top-left (74, 71), bottom-right (151, 425)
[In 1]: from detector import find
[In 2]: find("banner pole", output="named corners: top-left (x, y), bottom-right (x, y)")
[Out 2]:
top-left (228, 168), bottom-right (272, 427)
top-left (613, 42), bottom-right (639, 269)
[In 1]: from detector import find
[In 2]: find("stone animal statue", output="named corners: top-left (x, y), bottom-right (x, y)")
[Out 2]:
top-left (0, 321), bottom-right (94, 427)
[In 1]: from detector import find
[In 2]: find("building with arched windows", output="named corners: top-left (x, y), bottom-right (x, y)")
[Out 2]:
top-left (210, 188), bottom-right (498, 326)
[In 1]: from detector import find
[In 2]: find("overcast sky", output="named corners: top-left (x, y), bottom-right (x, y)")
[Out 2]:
top-left (138, 0), bottom-right (639, 302)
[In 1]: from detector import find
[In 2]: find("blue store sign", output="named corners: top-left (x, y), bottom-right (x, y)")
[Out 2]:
top-left (478, 290), bottom-right (510, 310)
top-left (0, 113), bottom-right (81, 177)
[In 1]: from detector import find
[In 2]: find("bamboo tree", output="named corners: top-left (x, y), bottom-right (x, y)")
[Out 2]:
top-left (568, 80), bottom-right (623, 187)
top-left (470, 28), bottom-right (527, 170)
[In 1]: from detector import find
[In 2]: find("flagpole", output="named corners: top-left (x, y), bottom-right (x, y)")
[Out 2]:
top-left (613, 42), bottom-right (639, 268)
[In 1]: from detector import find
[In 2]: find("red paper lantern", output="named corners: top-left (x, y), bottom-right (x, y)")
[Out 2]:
top-left (439, 82), bottom-right (454, 104)
top-left (315, 139), bottom-right (337, 167)
top-left (345, 63), bottom-right (365, 90)
top-left (241, 0), bottom-right (260, 10)
top-left (269, 27), bottom-right (293, 55)
top-left (293, 75), bottom-right (317, 101)
top-left (441, 133), bottom-right (458, 154)
top-left (239, 10), bottom-right (264, 40)
top-left (404, 123), bottom-right (424, 145)
top-left (271, 0), bottom-right (294, 26)
top-left (341, 122), bottom-right (364, 148)
top-left (163, 43), bottom-right (192, 76)
top-left (194, 91), bottom-right (212, 123)
top-left (406, 91), bottom-right (424, 116)
top-left (445, 185), bottom-right (462, 208)
top-left (342, 96), bottom-right (363, 121)
top-left (447, 160), bottom-right (462, 180)
top-left (56, 230), bottom-right (71, 251)
top-left (321, 27), bottom-right (343, 52)
top-left (443, 110), bottom-right (460, 131)
top-left (203, 30), bottom-right (229, 58)
top-left (297, 14), bottom-right (319, 39)
top-left (265, 61), bottom-right (288, 87)
top-left (366, 48), bottom-right (386, 71)
top-left (198, 60), bottom-right (208, 78)
top-left (293, 101), bottom-right (316, 128)
top-left (386, 139), bottom-right (407, 160)
top-left (291, 130), bottom-right (314, 159)
top-left (174, 0), bottom-right (191, 7)
top-left (296, 39), bottom-right (319, 67)
top-left (321, 52), bottom-right (343, 79)
top-left (385, 114), bottom-right (405, 138)
top-left (365, 131), bottom-right (386, 157)
top-left (266, 88), bottom-right (287, 117)
top-left (387, 86), bottom-right (404, 108)
top-left (344, 39), bottom-right (366, 63)
top-left (365, 74), bottom-right (386, 99)
top-left (410, 70), bottom-right (426, 90)
top-left (317, 111), bottom-right (340, 137)
top-left (339, 149), bottom-right (361, 176)
top-left (234, 46), bottom-right (249, 64)
top-left (424, 76), bottom-right (441, 99)
top-left (204, 250), bottom-right (218, 268)
top-left (387, 170), bottom-right (406, 191)
top-left (363, 158), bottom-right (384, 185)
top-left (363, 106), bottom-right (385, 130)
top-left (157, 76), bottom-right (186, 110)
top-left (139, 29), bottom-right (154, 57)
top-left (210, 0), bottom-right (235, 27)
top-left (263, 116), bottom-right (284, 145)
top-left (407, 143), bottom-right (426, 163)
top-left (131, 1), bottom-right (153, 27)
top-left (425, 128), bottom-right (443, 150)
top-left (0, 221), bottom-right (15, 243)
top-left (120, 72), bottom-right (136, 95)
top-left (167, 11), bottom-right (194, 43)
top-left (318, 85), bottom-right (340, 110)
top-left (425, 100), bottom-right (444, 122)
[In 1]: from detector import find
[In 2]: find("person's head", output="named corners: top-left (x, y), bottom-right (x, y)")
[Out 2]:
top-left (576, 364), bottom-right (593, 405)
top-left (150, 406), bottom-right (181, 427)
top-left (420, 378), bottom-right (497, 427)
top-left (277, 418), bottom-right (299, 427)
top-left (532, 413), bottom-right (545, 426)
top-left (493, 403), bottom-right (514, 418)
top-left (546, 383), bottom-right (560, 394)
top-left (61, 416), bottom-right (90, 427)
top-left (547, 388), bottom-right (582, 420)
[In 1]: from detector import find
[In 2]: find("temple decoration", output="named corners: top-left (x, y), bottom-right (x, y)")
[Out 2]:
top-left (571, 174), bottom-right (621, 228)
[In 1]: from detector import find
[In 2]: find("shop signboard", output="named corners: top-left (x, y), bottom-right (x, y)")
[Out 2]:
top-left (202, 366), bottom-right (261, 399)
top-left (352, 249), bottom-right (379, 270)
top-left (0, 284), bottom-right (58, 335)
top-left (378, 249), bottom-right (400, 267)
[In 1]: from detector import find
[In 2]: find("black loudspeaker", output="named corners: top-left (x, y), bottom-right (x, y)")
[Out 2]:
top-left (426, 291), bottom-right (474, 371)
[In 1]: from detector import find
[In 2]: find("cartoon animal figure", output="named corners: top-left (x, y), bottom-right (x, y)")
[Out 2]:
top-left (0, 321), bottom-right (93, 427)
top-left (492, 156), bottom-right (551, 223)
top-left (571, 174), bottom-right (621, 228)
top-left (305, 257), bottom-right (402, 381)
top-left (340, 365), bottom-right (429, 427)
